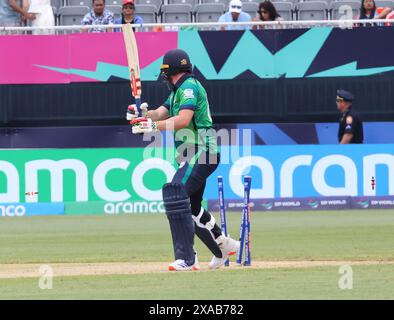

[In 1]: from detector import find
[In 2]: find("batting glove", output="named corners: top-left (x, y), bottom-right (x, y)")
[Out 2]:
top-left (140, 102), bottom-right (148, 118)
top-left (126, 102), bottom-right (149, 120)
top-left (130, 117), bottom-right (158, 134)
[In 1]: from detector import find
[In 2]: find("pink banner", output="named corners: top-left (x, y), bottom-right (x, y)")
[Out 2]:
top-left (0, 32), bottom-right (178, 84)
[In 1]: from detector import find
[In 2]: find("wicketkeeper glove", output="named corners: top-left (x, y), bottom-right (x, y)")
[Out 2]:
top-left (126, 102), bottom-right (148, 120)
top-left (130, 117), bottom-right (158, 134)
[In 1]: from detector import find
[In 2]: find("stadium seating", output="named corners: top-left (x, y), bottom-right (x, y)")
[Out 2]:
top-left (59, 5), bottom-right (90, 25)
top-left (310, 0), bottom-right (334, 8)
top-left (274, 1), bottom-right (293, 21)
top-left (195, 3), bottom-right (226, 22)
top-left (106, 4), bottom-right (122, 19)
top-left (242, 1), bottom-right (259, 18)
top-left (272, 0), bottom-right (297, 5)
top-left (375, 0), bottom-right (394, 8)
top-left (168, 0), bottom-right (199, 10)
top-left (67, 0), bottom-right (91, 7)
top-left (201, 0), bottom-right (229, 5)
top-left (329, 1), bottom-right (360, 20)
top-left (137, 0), bottom-right (163, 11)
top-left (161, 4), bottom-right (193, 23)
top-left (297, 1), bottom-right (328, 20)
top-left (51, 0), bottom-right (63, 11)
top-left (135, 4), bottom-right (157, 23)
top-left (106, 0), bottom-right (123, 5)
top-left (53, 0), bottom-right (394, 26)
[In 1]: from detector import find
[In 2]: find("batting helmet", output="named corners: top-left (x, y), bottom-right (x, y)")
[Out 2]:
top-left (160, 49), bottom-right (192, 78)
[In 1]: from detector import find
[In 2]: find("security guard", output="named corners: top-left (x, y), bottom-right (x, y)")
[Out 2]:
top-left (336, 89), bottom-right (363, 144)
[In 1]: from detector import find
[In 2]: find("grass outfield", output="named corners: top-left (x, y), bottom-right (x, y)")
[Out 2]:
top-left (0, 210), bottom-right (394, 299)
top-left (1, 265), bottom-right (394, 300)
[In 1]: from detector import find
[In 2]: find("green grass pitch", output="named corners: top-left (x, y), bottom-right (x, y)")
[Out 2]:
top-left (0, 210), bottom-right (393, 299)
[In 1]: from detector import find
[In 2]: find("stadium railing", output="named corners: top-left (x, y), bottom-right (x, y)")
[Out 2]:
top-left (1, 19), bottom-right (394, 34)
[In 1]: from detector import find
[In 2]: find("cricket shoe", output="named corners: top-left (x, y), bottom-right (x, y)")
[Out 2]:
top-left (168, 253), bottom-right (200, 271)
top-left (208, 235), bottom-right (240, 269)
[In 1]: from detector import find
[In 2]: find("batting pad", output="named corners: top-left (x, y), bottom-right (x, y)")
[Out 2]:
top-left (162, 183), bottom-right (195, 265)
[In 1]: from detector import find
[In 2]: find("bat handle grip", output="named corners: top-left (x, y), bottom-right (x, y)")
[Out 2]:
top-left (135, 97), bottom-right (142, 116)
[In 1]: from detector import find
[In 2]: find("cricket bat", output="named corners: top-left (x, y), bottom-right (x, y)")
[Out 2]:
top-left (122, 24), bottom-right (142, 115)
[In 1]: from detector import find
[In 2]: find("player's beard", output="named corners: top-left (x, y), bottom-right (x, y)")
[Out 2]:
top-left (160, 71), bottom-right (174, 91)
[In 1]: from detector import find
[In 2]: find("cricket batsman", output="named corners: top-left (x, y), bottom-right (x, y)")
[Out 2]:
top-left (127, 49), bottom-right (239, 271)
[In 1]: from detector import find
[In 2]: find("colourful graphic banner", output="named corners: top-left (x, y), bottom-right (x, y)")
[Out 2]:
top-left (0, 32), bottom-right (177, 84)
top-left (1, 145), bottom-right (393, 207)
top-left (206, 144), bottom-right (394, 199)
top-left (2, 28), bottom-right (394, 84)
top-left (0, 148), bottom-right (177, 204)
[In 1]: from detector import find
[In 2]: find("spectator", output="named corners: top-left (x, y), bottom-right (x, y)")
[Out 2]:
top-left (252, 1), bottom-right (283, 30)
top-left (387, 9), bottom-right (394, 22)
top-left (0, 0), bottom-right (34, 27)
top-left (376, 6), bottom-right (394, 25)
top-left (23, 0), bottom-right (55, 34)
top-left (81, 0), bottom-right (114, 33)
top-left (218, 0), bottom-right (251, 31)
top-left (356, 0), bottom-right (392, 26)
top-left (114, 0), bottom-right (143, 32)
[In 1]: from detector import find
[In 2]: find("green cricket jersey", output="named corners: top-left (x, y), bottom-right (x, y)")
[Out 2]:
top-left (163, 75), bottom-right (218, 154)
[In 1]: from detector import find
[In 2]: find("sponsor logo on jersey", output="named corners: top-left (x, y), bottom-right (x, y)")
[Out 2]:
top-left (183, 89), bottom-right (194, 99)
